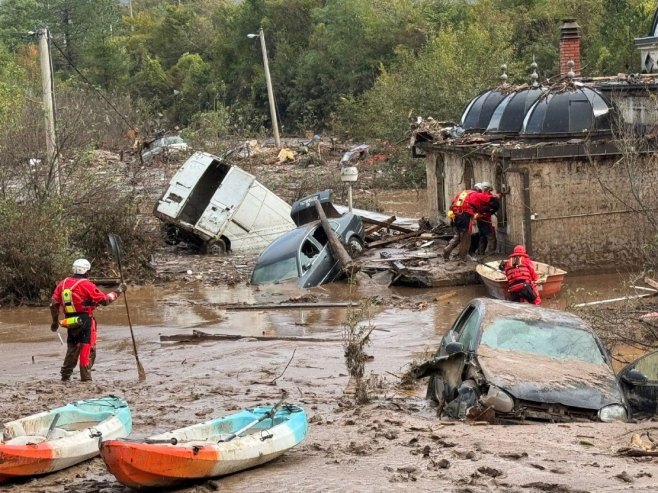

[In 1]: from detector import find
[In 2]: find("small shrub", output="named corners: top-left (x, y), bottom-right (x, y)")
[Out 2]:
top-left (343, 299), bottom-right (376, 404)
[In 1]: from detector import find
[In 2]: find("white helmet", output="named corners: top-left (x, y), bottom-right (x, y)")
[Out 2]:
top-left (473, 183), bottom-right (483, 191)
top-left (72, 258), bottom-right (91, 275)
top-left (481, 181), bottom-right (493, 191)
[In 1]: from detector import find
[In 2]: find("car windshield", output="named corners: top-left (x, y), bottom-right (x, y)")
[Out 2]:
top-left (480, 318), bottom-right (607, 365)
top-left (251, 256), bottom-right (299, 284)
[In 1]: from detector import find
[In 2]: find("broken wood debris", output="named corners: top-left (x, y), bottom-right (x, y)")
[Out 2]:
top-left (366, 231), bottom-right (421, 248)
top-left (644, 277), bottom-right (658, 290)
top-left (361, 216), bottom-right (414, 234)
top-left (160, 330), bottom-right (342, 344)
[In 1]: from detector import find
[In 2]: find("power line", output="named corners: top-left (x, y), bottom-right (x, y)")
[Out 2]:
top-left (49, 37), bottom-right (136, 131)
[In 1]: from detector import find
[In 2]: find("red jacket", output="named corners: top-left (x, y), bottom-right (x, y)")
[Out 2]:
top-left (477, 193), bottom-right (500, 222)
top-left (52, 276), bottom-right (116, 316)
top-left (450, 190), bottom-right (492, 215)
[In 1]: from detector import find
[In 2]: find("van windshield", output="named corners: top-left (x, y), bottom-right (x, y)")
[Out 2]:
top-left (251, 256), bottom-right (299, 284)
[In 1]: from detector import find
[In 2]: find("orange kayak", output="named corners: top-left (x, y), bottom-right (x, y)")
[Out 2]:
top-left (101, 404), bottom-right (307, 490)
top-left (0, 396), bottom-right (131, 482)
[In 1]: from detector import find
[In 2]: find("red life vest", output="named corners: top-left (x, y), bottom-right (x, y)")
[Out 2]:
top-left (451, 190), bottom-right (474, 214)
top-left (504, 255), bottom-right (534, 287)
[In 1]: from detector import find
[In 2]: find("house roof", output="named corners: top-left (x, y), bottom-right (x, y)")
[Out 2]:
top-left (460, 88), bottom-right (509, 132)
top-left (486, 87), bottom-right (545, 134)
top-left (520, 84), bottom-right (613, 138)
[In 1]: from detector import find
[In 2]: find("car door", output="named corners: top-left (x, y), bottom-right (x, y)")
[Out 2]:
top-left (436, 304), bottom-right (481, 357)
top-left (299, 234), bottom-right (326, 288)
top-left (618, 349), bottom-right (658, 418)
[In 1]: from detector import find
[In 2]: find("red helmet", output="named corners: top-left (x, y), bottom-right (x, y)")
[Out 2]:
top-left (513, 245), bottom-right (526, 255)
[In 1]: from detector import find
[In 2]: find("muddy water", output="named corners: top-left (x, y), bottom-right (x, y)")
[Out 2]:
top-left (0, 270), bottom-right (644, 355)
top-left (0, 270), bottom-right (653, 492)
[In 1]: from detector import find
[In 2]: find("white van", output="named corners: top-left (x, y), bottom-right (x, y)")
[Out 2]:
top-left (154, 151), bottom-right (295, 252)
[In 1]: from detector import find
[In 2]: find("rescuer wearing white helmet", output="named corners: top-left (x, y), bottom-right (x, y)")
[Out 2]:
top-left (470, 181), bottom-right (499, 256)
top-left (50, 259), bottom-right (127, 382)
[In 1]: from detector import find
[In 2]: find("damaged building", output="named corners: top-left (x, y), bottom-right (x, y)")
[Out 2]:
top-left (413, 18), bottom-right (658, 271)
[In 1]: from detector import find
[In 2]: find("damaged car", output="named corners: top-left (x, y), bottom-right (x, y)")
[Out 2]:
top-left (414, 298), bottom-right (658, 423)
top-left (251, 191), bottom-right (365, 288)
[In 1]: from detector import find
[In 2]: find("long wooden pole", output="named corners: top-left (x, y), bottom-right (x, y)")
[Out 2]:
top-left (259, 28), bottom-right (280, 147)
top-left (314, 201), bottom-right (358, 276)
top-left (38, 28), bottom-right (59, 194)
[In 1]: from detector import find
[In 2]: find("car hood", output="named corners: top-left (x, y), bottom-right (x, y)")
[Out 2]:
top-left (477, 345), bottom-right (623, 410)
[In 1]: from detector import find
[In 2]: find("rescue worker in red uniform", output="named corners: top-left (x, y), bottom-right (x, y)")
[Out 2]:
top-left (50, 259), bottom-right (126, 382)
top-left (443, 188), bottom-right (497, 261)
top-left (499, 245), bottom-right (541, 305)
top-left (472, 182), bottom-right (499, 256)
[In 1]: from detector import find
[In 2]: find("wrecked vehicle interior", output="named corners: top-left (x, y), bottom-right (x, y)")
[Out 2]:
top-left (414, 298), bottom-right (658, 424)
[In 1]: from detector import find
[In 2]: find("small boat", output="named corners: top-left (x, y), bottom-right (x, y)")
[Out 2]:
top-left (101, 404), bottom-right (307, 490)
top-left (0, 395), bottom-right (132, 482)
top-left (476, 260), bottom-right (567, 300)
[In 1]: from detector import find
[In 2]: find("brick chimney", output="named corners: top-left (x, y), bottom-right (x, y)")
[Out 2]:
top-left (560, 19), bottom-right (581, 76)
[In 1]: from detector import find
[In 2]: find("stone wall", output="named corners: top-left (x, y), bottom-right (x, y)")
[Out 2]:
top-left (428, 150), bottom-right (658, 271)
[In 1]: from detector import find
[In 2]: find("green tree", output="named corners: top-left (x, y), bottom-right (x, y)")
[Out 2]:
top-left (0, 0), bottom-right (40, 52)
top-left (333, 1), bottom-right (514, 140)
top-left (168, 52), bottom-right (215, 123)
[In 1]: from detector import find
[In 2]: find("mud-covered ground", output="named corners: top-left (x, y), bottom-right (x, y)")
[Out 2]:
top-left (1, 279), bottom-right (657, 492)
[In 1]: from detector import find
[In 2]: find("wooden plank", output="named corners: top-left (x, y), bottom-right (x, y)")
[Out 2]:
top-left (572, 293), bottom-right (655, 308)
top-left (364, 216), bottom-right (396, 235)
top-left (221, 302), bottom-right (352, 311)
top-left (368, 253), bottom-right (438, 262)
top-left (360, 216), bottom-right (414, 233)
top-left (644, 277), bottom-right (658, 290)
top-left (366, 231), bottom-right (420, 248)
top-left (160, 330), bottom-right (342, 344)
top-left (89, 277), bottom-right (121, 286)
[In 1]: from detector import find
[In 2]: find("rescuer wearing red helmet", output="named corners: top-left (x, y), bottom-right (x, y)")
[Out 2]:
top-left (499, 245), bottom-right (542, 305)
top-left (50, 259), bottom-right (126, 382)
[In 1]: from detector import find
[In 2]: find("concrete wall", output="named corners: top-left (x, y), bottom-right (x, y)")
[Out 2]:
top-left (428, 150), bottom-right (658, 271)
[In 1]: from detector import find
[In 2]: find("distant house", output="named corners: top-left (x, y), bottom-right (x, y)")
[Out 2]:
top-left (413, 18), bottom-right (658, 271)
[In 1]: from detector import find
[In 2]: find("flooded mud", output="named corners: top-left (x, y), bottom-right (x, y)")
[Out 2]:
top-left (1, 271), bottom-right (656, 492)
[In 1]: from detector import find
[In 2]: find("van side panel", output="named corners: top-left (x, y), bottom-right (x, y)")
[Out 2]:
top-left (194, 168), bottom-right (254, 237)
top-left (225, 182), bottom-right (296, 251)
top-left (155, 154), bottom-right (212, 220)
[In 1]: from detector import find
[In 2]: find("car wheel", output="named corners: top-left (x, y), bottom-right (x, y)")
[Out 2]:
top-left (427, 375), bottom-right (446, 408)
top-left (347, 236), bottom-right (365, 257)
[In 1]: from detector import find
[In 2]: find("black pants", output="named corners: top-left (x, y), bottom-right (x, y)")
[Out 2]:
top-left (60, 313), bottom-right (95, 381)
top-left (509, 283), bottom-right (538, 304)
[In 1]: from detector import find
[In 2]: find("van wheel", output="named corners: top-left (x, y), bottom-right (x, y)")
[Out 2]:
top-left (347, 237), bottom-right (365, 257)
top-left (163, 225), bottom-right (181, 245)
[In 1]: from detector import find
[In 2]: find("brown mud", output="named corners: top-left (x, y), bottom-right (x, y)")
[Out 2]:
top-left (1, 273), bottom-right (657, 492)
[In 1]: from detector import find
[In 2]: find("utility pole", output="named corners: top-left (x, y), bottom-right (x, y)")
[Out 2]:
top-left (38, 28), bottom-right (59, 194)
top-left (248, 28), bottom-right (281, 147)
